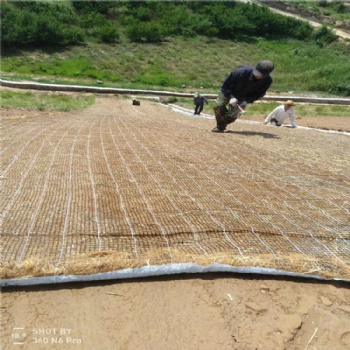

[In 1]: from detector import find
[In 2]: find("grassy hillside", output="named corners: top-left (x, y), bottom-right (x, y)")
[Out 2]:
top-left (1, 1), bottom-right (350, 97)
top-left (0, 90), bottom-right (95, 111)
top-left (2, 35), bottom-right (350, 97)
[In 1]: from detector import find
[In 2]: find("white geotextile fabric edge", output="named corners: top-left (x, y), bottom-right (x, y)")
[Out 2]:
top-left (167, 104), bottom-right (350, 136)
top-left (1, 263), bottom-right (349, 287)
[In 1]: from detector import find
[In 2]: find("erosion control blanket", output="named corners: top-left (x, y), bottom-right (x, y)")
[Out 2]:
top-left (1, 98), bottom-right (349, 284)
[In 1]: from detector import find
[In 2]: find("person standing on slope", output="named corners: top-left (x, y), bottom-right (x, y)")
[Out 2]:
top-left (193, 92), bottom-right (208, 115)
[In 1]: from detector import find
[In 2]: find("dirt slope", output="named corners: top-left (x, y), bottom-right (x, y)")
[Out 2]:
top-left (2, 274), bottom-right (350, 350)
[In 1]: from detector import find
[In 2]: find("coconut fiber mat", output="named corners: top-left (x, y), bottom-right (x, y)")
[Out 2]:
top-left (1, 97), bottom-right (350, 282)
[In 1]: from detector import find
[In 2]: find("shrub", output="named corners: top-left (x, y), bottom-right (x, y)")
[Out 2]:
top-left (97, 25), bottom-right (119, 43)
top-left (167, 97), bottom-right (178, 104)
top-left (330, 82), bottom-right (350, 96)
top-left (71, 1), bottom-right (113, 15)
top-left (78, 13), bottom-right (106, 29)
top-left (61, 26), bottom-right (84, 45)
top-left (1, 2), bottom-right (84, 48)
top-left (126, 21), bottom-right (163, 43)
top-left (312, 25), bottom-right (338, 46)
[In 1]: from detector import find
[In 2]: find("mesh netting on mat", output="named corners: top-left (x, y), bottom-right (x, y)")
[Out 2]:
top-left (1, 98), bottom-right (350, 281)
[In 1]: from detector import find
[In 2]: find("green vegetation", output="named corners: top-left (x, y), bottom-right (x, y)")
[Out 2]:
top-left (2, 36), bottom-right (349, 96)
top-left (285, 0), bottom-right (350, 22)
top-left (1, 1), bottom-right (316, 47)
top-left (248, 102), bottom-right (350, 118)
top-left (1, 1), bottom-right (350, 96)
top-left (0, 91), bottom-right (95, 111)
top-left (1, 1), bottom-right (84, 47)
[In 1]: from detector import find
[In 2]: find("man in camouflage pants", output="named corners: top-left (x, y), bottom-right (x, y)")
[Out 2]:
top-left (213, 93), bottom-right (241, 132)
top-left (212, 60), bottom-right (274, 133)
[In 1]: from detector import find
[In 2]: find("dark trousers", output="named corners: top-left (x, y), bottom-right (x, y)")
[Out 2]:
top-left (270, 118), bottom-right (281, 126)
top-left (194, 104), bottom-right (204, 115)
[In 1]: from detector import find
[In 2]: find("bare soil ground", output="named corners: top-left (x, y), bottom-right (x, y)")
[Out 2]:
top-left (1, 96), bottom-right (350, 350)
top-left (2, 274), bottom-right (350, 350)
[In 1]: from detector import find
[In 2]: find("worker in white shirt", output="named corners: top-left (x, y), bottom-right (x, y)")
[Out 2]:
top-left (264, 100), bottom-right (297, 128)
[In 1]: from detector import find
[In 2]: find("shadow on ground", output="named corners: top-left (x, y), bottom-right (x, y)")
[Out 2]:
top-left (226, 130), bottom-right (280, 138)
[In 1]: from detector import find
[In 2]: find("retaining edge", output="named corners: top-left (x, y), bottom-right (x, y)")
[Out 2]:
top-left (1, 263), bottom-right (349, 287)
top-left (1, 79), bottom-right (350, 105)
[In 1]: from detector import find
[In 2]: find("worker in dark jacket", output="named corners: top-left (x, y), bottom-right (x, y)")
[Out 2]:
top-left (193, 92), bottom-right (208, 115)
top-left (212, 60), bottom-right (274, 133)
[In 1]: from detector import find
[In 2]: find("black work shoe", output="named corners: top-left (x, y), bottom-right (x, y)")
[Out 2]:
top-left (211, 127), bottom-right (225, 133)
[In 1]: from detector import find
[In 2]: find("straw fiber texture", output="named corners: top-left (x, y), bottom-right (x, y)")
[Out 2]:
top-left (1, 98), bottom-right (349, 280)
